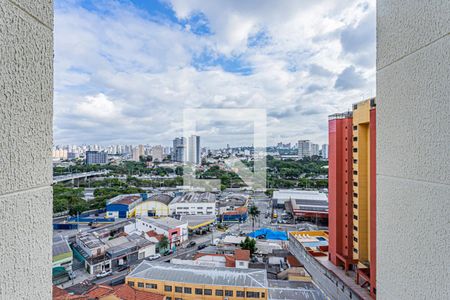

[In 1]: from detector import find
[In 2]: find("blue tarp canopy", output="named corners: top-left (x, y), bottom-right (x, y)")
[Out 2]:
top-left (247, 228), bottom-right (288, 240)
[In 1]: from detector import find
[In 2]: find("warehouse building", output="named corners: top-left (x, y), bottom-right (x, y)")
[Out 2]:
top-left (106, 194), bottom-right (146, 218)
top-left (126, 261), bottom-right (268, 300)
top-left (169, 192), bottom-right (216, 216)
top-left (130, 193), bottom-right (174, 217)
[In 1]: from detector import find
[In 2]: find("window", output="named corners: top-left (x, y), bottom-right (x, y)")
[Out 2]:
top-left (165, 285), bottom-right (172, 292)
top-left (353, 181), bottom-right (358, 186)
top-left (146, 283), bottom-right (157, 289)
top-left (215, 290), bottom-right (224, 296)
top-left (195, 288), bottom-right (203, 295)
top-left (353, 215), bottom-right (358, 220)
top-left (166, 297), bottom-right (172, 300)
top-left (353, 192), bottom-right (358, 197)
top-left (262, 292), bottom-right (265, 298)
top-left (354, 226), bottom-right (358, 231)
top-left (237, 291), bottom-right (245, 297)
top-left (353, 125), bottom-right (357, 130)
top-left (128, 282), bottom-right (134, 287)
top-left (183, 287), bottom-right (192, 294)
top-left (204, 289), bottom-right (212, 295)
top-left (353, 170), bottom-right (358, 175)
top-left (353, 204), bottom-right (358, 209)
top-left (354, 237), bottom-right (358, 242)
top-left (353, 148), bottom-right (358, 153)
top-left (354, 248), bottom-right (358, 253)
top-left (353, 159), bottom-right (358, 164)
top-left (175, 286), bottom-right (183, 293)
top-left (239, 261), bottom-right (244, 266)
top-left (225, 290), bottom-right (233, 297)
top-left (138, 282), bottom-right (144, 288)
top-left (246, 291), bottom-right (260, 298)
top-left (353, 136), bottom-right (358, 141)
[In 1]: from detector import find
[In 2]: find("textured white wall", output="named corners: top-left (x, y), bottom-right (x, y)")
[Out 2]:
top-left (0, 0), bottom-right (53, 299)
top-left (377, 1), bottom-right (450, 299)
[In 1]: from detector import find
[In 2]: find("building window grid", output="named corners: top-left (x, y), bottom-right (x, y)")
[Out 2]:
top-left (195, 288), bottom-right (203, 295)
top-left (183, 287), bottom-right (191, 294)
top-left (204, 289), bottom-right (212, 295)
top-left (175, 286), bottom-right (183, 293)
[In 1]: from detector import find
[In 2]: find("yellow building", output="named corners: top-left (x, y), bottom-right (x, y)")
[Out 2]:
top-left (129, 194), bottom-right (173, 217)
top-left (126, 261), bottom-right (268, 300)
top-left (351, 98), bottom-right (376, 267)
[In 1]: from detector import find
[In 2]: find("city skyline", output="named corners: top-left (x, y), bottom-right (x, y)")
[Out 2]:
top-left (54, 0), bottom-right (375, 146)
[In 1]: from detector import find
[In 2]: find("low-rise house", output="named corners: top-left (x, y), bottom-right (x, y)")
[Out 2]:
top-left (125, 216), bottom-right (188, 247)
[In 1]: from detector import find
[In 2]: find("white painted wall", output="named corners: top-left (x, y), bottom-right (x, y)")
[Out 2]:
top-left (377, 1), bottom-right (450, 298)
top-left (169, 202), bottom-right (216, 215)
top-left (0, 1), bottom-right (53, 298)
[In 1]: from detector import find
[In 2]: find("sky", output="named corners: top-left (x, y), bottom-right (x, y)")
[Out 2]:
top-left (54, 0), bottom-right (376, 148)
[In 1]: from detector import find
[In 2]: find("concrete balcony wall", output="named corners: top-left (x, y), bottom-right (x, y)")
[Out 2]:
top-left (0, 0), bottom-right (53, 299)
top-left (288, 235), bottom-right (362, 300)
top-left (377, 1), bottom-right (450, 299)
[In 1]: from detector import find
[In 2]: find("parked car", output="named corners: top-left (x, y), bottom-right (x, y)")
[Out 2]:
top-left (95, 270), bottom-right (112, 279)
top-left (146, 253), bottom-right (161, 261)
top-left (163, 249), bottom-right (173, 256)
top-left (187, 241), bottom-right (197, 248)
top-left (197, 244), bottom-right (207, 250)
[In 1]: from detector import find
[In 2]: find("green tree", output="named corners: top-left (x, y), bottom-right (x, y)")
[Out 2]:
top-left (240, 237), bottom-right (257, 255)
top-left (248, 205), bottom-right (260, 232)
top-left (158, 236), bottom-right (169, 252)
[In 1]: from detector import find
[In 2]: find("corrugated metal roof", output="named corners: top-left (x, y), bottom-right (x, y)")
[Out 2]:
top-left (128, 261), bottom-right (268, 288)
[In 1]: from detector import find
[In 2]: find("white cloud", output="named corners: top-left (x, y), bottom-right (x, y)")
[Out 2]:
top-left (54, 0), bottom-right (376, 147)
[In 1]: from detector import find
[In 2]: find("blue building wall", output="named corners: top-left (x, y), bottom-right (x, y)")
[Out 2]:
top-left (106, 203), bottom-right (129, 218)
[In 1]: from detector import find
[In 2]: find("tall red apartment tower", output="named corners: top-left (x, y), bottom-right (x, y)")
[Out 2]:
top-left (328, 112), bottom-right (354, 271)
top-left (328, 99), bottom-right (377, 298)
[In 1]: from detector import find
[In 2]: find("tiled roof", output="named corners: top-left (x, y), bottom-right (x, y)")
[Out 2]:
top-left (52, 285), bottom-right (88, 300)
top-left (287, 255), bottom-right (302, 267)
top-left (85, 284), bottom-right (164, 300)
top-left (146, 230), bottom-right (164, 241)
top-left (113, 284), bottom-right (165, 300)
top-left (235, 249), bottom-right (250, 261)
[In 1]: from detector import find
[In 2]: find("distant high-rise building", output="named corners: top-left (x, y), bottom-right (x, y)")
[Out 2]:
top-left (311, 143), bottom-right (320, 156)
top-left (172, 137), bottom-right (185, 162)
top-left (187, 135), bottom-right (201, 165)
top-left (151, 145), bottom-right (164, 162)
top-left (86, 151), bottom-right (107, 165)
top-left (132, 147), bottom-right (140, 161)
top-left (321, 144), bottom-right (329, 159)
top-left (298, 140), bottom-right (311, 159)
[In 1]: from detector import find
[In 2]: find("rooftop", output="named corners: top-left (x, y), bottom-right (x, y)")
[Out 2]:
top-left (53, 235), bottom-right (72, 260)
top-left (147, 193), bottom-right (174, 205)
top-left (128, 261), bottom-right (268, 288)
top-left (171, 192), bottom-right (216, 204)
top-left (85, 284), bottom-right (164, 300)
top-left (268, 280), bottom-right (326, 300)
top-left (235, 249), bottom-right (250, 261)
top-left (140, 216), bottom-right (186, 231)
top-left (179, 214), bottom-right (216, 230)
top-left (107, 194), bottom-right (143, 205)
top-left (273, 189), bottom-right (328, 201)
